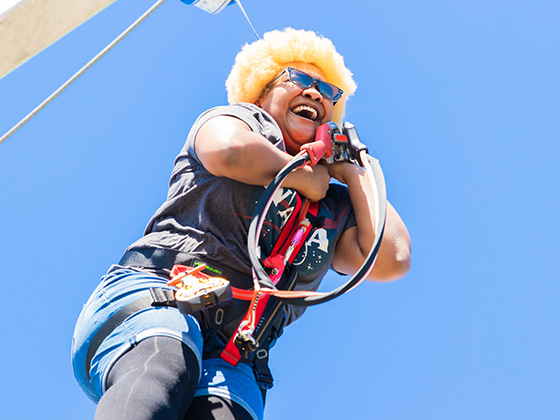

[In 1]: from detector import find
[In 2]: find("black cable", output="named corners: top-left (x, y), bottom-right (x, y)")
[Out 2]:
top-left (247, 153), bottom-right (309, 290)
top-left (247, 150), bottom-right (387, 307)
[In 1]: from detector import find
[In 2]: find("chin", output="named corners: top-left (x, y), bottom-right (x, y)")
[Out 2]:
top-left (284, 140), bottom-right (304, 155)
top-left (291, 127), bottom-right (317, 143)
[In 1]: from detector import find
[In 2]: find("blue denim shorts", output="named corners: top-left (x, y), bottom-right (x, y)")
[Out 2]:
top-left (71, 266), bottom-right (264, 420)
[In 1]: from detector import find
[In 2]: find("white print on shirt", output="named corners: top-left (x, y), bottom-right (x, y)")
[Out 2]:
top-left (272, 188), bottom-right (296, 228)
top-left (293, 227), bottom-right (329, 267)
top-left (207, 371), bottom-right (226, 386)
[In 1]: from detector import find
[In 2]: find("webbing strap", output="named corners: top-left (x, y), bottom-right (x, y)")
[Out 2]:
top-left (220, 200), bottom-right (319, 367)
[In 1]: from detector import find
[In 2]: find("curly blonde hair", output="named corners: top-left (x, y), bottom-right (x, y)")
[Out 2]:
top-left (225, 28), bottom-right (357, 125)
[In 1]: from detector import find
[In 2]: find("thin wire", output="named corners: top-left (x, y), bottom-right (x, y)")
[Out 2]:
top-left (235, 0), bottom-right (260, 40)
top-left (0, 0), bottom-right (167, 147)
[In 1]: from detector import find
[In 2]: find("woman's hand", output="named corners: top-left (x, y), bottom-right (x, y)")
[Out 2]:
top-left (322, 160), bottom-right (363, 185)
top-left (195, 115), bottom-right (332, 201)
top-left (281, 164), bottom-right (331, 201)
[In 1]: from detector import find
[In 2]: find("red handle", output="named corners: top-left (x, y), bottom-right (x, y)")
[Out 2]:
top-left (300, 123), bottom-right (334, 165)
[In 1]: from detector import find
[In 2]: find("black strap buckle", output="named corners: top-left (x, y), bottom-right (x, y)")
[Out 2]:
top-left (149, 288), bottom-right (177, 307)
top-left (253, 348), bottom-right (274, 390)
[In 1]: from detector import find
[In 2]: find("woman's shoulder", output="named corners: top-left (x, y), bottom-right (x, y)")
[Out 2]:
top-left (196, 103), bottom-right (273, 125)
top-left (194, 103), bottom-right (283, 144)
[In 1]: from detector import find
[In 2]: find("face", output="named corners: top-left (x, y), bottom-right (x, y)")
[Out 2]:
top-left (256, 62), bottom-right (335, 155)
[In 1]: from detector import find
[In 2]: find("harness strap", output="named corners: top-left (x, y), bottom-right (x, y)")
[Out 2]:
top-left (253, 347), bottom-right (273, 391)
top-left (119, 248), bottom-right (253, 289)
top-left (220, 200), bottom-right (319, 370)
top-left (84, 287), bottom-right (176, 381)
top-left (101, 196), bottom-right (319, 390)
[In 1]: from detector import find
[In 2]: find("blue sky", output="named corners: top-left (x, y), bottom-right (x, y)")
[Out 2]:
top-left (1, 1), bottom-right (559, 419)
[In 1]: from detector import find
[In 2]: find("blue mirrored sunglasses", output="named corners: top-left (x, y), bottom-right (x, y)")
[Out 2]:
top-left (272, 67), bottom-right (344, 103)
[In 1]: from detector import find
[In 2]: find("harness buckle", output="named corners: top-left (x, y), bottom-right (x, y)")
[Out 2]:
top-left (253, 349), bottom-right (274, 390)
top-left (169, 264), bottom-right (232, 315)
top-left (149, 287), bottom-right (177, 307)
top-left (254, 370), bottom-right (274, 389)
top-left (234, 320), bottom-right (257, 353)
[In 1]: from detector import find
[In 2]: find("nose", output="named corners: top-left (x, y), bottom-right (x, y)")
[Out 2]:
top-left (302, 82), bottom-right (323, 102)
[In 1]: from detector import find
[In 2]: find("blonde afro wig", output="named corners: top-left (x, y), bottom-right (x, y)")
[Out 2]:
top-left (226, 28), bottom-right (357, 125)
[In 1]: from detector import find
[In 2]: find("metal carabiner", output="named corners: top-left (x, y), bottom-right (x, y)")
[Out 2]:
top-left (234, 320), bottom-right (258, 352)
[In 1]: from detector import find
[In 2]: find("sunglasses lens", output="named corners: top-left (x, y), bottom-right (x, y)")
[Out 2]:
top-left (289, 69), bottom-right (313, 89)
top-left (288, 68), bottom-right (343, 102)
top-left (317, 81), bottom-right (338, 101)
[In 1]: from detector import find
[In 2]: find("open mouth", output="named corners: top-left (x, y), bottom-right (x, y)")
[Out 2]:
top-left (291, 104), bottom-right (318, 121)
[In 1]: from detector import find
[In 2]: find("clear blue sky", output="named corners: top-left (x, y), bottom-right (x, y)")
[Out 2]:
top-left (1, 1), bottom-right (559, 419)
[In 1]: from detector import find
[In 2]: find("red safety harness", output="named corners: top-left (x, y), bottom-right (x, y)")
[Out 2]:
top-left (86, 122), bottom-right (386, 398)
top-left (167, 121), bottom-right (387, 393)
top-left (165, 195), bottom-right (321, 392)
top-left (221, 197), bottom-right (319, 366)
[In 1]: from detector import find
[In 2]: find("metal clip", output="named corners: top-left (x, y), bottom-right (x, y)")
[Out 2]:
top-left (234, 320), bottom-right (258, 353)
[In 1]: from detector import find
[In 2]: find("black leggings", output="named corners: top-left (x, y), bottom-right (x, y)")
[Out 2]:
top-left (94, 336), bottom-right (254, 420)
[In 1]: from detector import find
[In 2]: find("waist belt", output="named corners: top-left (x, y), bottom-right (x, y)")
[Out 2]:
top-left (118, 248), bottom-right (253, 289)
top-left (84, 285), bottom-right (251, 383)
top-left (87, 248), bottom-right (282, 395)
top-left (85, 249), bottom-right (253, 380)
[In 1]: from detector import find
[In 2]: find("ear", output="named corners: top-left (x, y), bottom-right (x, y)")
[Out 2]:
top-left (254, 98), bottom-right (262, 107)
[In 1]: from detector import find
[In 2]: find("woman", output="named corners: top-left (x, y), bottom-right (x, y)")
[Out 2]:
top-left (72, 28), bottom-right (411, 420)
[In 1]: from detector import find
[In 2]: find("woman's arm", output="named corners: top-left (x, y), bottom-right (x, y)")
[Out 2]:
top-left (328, 161), bottom-right (411, 282)
top-left (195, 115), bottom-right (331, 201)
top-left (196, 115), bottom-right (410, 280)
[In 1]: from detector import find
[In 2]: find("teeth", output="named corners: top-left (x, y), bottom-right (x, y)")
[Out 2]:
top-left (292, 105), bottom-right (318, 121)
